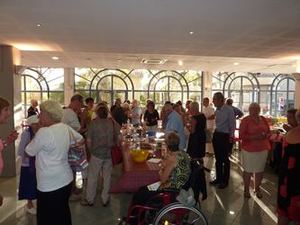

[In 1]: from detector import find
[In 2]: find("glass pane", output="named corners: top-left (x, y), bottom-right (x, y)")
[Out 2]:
top-left (98, 76), bottom-right (111, 91)
top-left (25, 92), bottom-right (42, 104)
top-left (230, 78), bottom-right (242, 90)
top-left (229, 91), bottom-right (241, 107)
top-left (169, 78), bottom-right (182, 91)
top-left (277, 79), bottom-right (288, 90)
top-left (189, 92), bottom-right (202, 103)
top-left (185, 71), bottom-right (201, 91)
top-left (112, 76), bottom-right (127, 90)
top-left (130, 69), bottom-right (152, 91)
top-left (25, 77), bottom-right (41, 91)
top-left (155, 79), bottom-right (168, 91)
top-left (98, 91), bottom-right (112, 106)
top-left (44, 68), bottom-right (64, 91)
top-left (242, 78), bottom-right (253, 91)
top-left (288, 79), bottom-right (295, 90)
top-left (49, 92), bottom-right (64, 105)
top-left (113, 91), bottom-right (126, 104)
top-left (134, 92), bottom-right (148, 107)
top-left (169, 92), bottom-right (182, 104)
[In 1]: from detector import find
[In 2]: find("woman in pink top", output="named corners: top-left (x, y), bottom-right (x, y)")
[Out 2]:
top-left (0, 97), bottom-right (19, 206)
top-left (239, 103), bottom-right (271, 199)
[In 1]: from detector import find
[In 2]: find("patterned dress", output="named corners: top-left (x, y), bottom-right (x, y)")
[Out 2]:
top-left (164, 151), bottom-right (191, 189)
top-left (277, 143), bottom-right (300, 223)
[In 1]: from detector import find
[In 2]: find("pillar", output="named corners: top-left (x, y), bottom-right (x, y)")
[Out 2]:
top-left (64, 68), bottom-right (75, 106)
top-left (0, 45), bottom-right (21, 177)
top-left (202, 71), bottom-right (213, 99)
top-left (293, 73), bottom-right (300, 109)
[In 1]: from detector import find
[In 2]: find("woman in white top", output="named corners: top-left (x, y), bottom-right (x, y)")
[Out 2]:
top-left (26, 100), bottom-right (83, 225)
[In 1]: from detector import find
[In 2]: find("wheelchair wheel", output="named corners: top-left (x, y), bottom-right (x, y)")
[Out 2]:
top-left (153, 202), bottom-right (208, 225)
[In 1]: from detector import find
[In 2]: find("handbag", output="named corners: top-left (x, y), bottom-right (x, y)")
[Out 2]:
top-left (111, 119), bottom-right (123, 166)
top-left (111, 145), bottom-right (122, 166)
top-left (68, 129), bottom-right (89, 172)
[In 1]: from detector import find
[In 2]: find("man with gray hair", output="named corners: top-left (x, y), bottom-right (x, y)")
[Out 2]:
top-left (210, 92), bottom-right (236, 189)
top-left (164, 102), bottom-right (186, 150)
top-left (62, 94), bottom-right (84, 132)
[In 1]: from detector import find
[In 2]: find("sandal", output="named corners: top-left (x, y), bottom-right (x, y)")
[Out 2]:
top-left (80, 199), bottom-right (93, 206)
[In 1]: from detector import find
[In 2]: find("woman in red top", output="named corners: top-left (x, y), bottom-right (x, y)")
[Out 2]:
top-left (239, 103), bottom-right (271, 198)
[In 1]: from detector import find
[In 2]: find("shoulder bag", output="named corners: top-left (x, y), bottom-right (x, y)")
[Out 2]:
top-left (110, 119), bottom-right (123, 166)
top-left (68, 129), bottom-right (89, 172)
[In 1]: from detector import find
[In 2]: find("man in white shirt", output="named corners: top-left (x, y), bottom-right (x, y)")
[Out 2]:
top-left (202, 97), bottom-right (215, 155)
top-left (61, 94), bottom-right (84, 201)
top-left (62, 94), bottom-right (84, 132)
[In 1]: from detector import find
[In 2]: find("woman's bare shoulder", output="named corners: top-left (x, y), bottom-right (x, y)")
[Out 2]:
top-left (286, 126), bottom-right (300, 144)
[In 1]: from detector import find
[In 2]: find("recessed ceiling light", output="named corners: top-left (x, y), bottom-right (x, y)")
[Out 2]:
top-left (52, 56), bottom-right (59, 60)
top-left (233, 62), bottom-right (239, 66)
top-left (229, 211), bottom-right (235, 215)
top-left (189, 31), bottom-right (194, 35)
top-left (141, 59), bottom-right (167, 65)
top-left (36, 23), bottom-right (41, 27)
top-left (178, 60), bottom-right (183, 66)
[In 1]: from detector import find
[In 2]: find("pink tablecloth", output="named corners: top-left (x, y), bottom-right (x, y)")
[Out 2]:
top-left (110, 141), bottom-right (160, 193)
top-left (110, 166), bottom-right (159, 193)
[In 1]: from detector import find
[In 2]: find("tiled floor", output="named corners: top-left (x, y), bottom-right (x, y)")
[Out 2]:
top-left (0, 154), bottom-right (279, 225)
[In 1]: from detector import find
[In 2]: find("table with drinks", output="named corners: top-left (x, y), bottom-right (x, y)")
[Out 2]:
top-left (110, 123), bottom-right (165, 193)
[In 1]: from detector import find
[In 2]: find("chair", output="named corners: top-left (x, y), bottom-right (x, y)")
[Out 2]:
top-left (182, 159), bottom-right (207, 204)
top-left (120, 189), bottom-right (179, 225)
top-left (119, 160), bottom-right (208, 225)
top-left (153, 202), bottom-right (209, 225)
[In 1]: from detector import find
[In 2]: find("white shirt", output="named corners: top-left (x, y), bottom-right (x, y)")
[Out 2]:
top-left (25, 123), bottom-right (83, 192)
top-left (61, 108), bottom-right (80, 131)
top-left (202, 105), bottom-right (215, 130)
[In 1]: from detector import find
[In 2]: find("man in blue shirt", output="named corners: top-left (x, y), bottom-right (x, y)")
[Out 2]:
top-left (210, 92), bottom-right (236, 189)
top-left (164, 102), bottom-right (186, 150)
top-left (226, 98), bottom-right (244, 119)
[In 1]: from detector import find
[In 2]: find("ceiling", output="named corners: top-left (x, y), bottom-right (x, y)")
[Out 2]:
top-left (1, 0), bottom-right (300, 73)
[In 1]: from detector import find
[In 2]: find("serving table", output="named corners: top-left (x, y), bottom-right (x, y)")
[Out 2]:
top-left (110, 140), bottom-right (161, 193)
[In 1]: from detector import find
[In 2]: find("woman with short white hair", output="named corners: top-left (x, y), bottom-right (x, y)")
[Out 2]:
top-left (26, 100), bottom-right (83, 225)
top-left (239, 102), bottom-right (271, 198)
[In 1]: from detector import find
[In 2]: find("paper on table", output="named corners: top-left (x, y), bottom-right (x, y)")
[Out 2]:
top-left (147, 181), bottom-right (161, 191)
top-left (147, 158), bottom-right (161, 163)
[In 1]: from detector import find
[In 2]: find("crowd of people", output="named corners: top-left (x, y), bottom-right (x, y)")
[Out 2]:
top-left (0, 93), bottom-right (299, 225)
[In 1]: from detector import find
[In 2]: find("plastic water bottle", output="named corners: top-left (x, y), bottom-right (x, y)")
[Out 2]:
top-left (75, 171), bottom-right (83, 189)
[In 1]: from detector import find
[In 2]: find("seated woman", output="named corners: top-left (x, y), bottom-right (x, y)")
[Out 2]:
top-left (128, 132), bottom-right (191, 223)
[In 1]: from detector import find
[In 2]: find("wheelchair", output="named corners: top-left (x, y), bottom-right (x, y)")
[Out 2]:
top-left (119, 159), bottom-right (208, 225)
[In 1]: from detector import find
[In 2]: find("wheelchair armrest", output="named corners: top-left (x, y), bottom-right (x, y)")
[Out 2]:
top-left (163, 188), bottom-right (180, 194)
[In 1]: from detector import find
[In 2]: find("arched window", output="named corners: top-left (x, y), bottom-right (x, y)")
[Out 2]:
top-left (148, 70), bottom-right (202, 107)
top-left (223, 72), bottom-right (260, 113)
top-left (75, 68), bottom-right (134, 106)
top-left (270, 74), bottom-right (295, 116)
top-left (20, 68), bottom-right (64, 116)
top-left (75, 68), bottom-right (202, 108)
